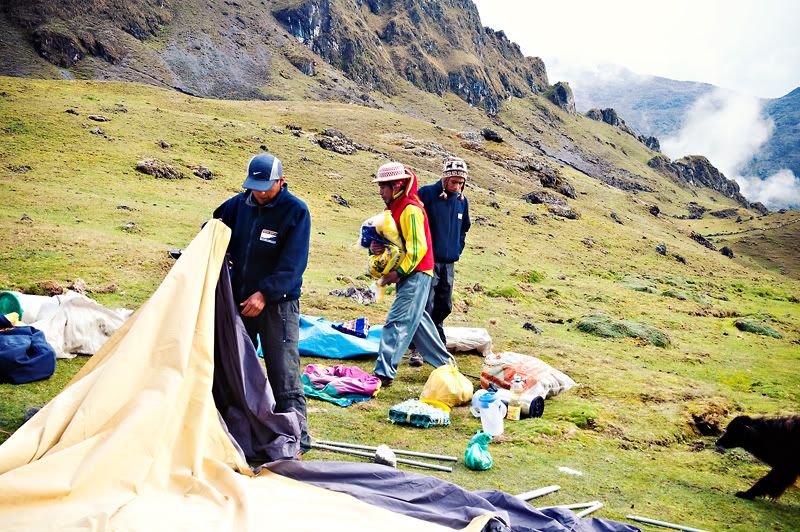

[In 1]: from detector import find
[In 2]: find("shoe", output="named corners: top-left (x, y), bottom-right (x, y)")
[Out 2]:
top-left (374, 373), bottom-right (393, 388)
top-left (408, 350), bottom-right (423, 367)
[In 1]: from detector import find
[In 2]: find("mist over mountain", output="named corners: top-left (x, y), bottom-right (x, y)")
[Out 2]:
top-left (562, 65), bottom-right (799, 208)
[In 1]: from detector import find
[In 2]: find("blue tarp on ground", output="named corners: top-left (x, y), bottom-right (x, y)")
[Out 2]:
top-left (298, 315), bottom-right (382, 359)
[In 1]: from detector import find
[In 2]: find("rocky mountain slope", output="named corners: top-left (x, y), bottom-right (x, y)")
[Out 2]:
top-left (1, 0), bottom-right (547, 113)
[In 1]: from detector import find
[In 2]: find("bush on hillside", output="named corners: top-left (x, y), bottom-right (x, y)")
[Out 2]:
top-left (734, 319), bottom-right (783, 338)
top-left (527, 270), bottom-right (545, 283)
top-left (485, 286), bottom-right (520, 299)
top-left (576, 313), bottom-right (671, 347)
top-left (618, 275), bottom-right (657, 293)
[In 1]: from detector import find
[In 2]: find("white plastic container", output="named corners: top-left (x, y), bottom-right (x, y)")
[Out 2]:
top-left (478, 396), bottom-right (506, 436)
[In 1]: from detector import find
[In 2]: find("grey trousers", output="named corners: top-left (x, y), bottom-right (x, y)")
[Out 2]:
top-left (374, 272), bottom-right (451, 380)
top-left (243, 299), bottom-right (310, 452)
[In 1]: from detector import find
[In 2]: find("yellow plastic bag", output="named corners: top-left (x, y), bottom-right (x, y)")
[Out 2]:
top-left (420, 359), bottom-right (474, 407)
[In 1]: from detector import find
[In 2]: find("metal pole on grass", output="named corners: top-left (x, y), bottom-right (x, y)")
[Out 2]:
top-left (315, 439), bottom-right (458, 462)
top-left (312, 443), bottom-right (454, 473)
top-left (539, 501), bottom-right (603, 518)
top-left (515, 485), bottom-right (561, 501)
top-left (626, 515), bottom-right (708, 532)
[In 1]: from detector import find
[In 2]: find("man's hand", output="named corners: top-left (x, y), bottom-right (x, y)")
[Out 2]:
top-left (240, 291), bottom-right (266, 317)
top-left (369, 241), bottom-right (386, 254)
top-left (381, 271), bottom-right (401, 285)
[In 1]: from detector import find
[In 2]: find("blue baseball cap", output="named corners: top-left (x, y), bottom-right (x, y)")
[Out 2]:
top-left (242, 154), bottom-right (283, 191)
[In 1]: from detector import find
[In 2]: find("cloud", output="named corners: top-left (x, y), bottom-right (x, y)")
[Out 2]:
top-left (661, 89), bottom-right (800, 209)
top-left (737, 170), bottom-right (800, 210)
top-left (661, 89), bottom-right (772, 176)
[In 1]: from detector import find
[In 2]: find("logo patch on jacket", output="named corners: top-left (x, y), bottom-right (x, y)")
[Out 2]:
top-left (457, 213), bottom-right (463, 219)
top-left (260, 229), bottom-right (278, 244)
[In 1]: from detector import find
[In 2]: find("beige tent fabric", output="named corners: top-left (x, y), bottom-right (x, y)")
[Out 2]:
top-left (0, 220), bottom-right (490, 532)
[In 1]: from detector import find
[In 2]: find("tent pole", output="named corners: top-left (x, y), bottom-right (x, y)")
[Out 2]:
top-left (626, 515), bottom-right (708, 532)
top-left (311, 443), bottom-right (454, 472)
top-left (315, 439), bottom-right (458, 462)
top-left (515, 485), bottom-right (561, 501)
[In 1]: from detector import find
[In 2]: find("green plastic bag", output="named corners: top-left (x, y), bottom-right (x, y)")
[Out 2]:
top-left (464, 431), bottom-right (493, 471)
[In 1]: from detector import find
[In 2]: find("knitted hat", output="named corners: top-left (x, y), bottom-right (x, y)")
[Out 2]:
top-left (372, 161), bottom-right (410, 183)
top-left (442, 157), bottom-right (468, 179)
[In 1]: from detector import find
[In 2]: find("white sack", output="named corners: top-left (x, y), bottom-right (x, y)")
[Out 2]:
top-left (32, 291), bottom-right (133, 359)
top-left (11, 292), bottom-right (60, 324)
top-left (444, 326), bottom-right (493, 355)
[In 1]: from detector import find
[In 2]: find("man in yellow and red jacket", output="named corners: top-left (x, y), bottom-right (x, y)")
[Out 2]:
top-left (369, 162), bottom-right (452, 387)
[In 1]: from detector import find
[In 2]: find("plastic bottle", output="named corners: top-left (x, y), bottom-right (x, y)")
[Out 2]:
top-left (506, 375), bottom-right (523, 421)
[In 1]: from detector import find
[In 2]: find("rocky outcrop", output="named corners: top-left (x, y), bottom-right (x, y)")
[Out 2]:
top-left (586, 108), bottom-right (636, 136)
top-left (585, 107), bottom-right (661, 152)
top-left (648, 155), bottom-right (769, 214)
top-left (639, 135), bottom-right (660, 151)
top-left (546, 82), bottom-right (575, 114)
top-left (9, 0), bottom-right (168, 67)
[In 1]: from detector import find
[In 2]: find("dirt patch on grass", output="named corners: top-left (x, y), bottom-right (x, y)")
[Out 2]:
top-left (685, 398), bottom-right (732, 436)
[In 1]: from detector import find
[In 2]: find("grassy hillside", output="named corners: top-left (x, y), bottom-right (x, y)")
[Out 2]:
top-left (1, 77), bottom-right (799, 530)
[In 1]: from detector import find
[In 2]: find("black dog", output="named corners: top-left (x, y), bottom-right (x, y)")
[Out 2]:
top-left (717, 415), bottom-right (800, 499)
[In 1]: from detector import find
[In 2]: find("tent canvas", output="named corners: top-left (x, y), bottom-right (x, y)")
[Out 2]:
top-left (0, 221), bottom-right (488, 531)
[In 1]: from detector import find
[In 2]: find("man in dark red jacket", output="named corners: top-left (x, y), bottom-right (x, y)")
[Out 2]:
top-left (369, 162), bottom-right (451, 387)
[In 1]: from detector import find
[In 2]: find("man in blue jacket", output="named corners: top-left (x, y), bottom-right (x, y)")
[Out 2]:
top-left (213, 153), bottom-right (311, 454)
top-left (408, 157), bottom-right (471, 366)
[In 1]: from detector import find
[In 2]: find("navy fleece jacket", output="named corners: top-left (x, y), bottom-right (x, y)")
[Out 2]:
top-left (213, 186), bottom-right (310, 303)
top-left (417, 180), bottom-right (470, 263)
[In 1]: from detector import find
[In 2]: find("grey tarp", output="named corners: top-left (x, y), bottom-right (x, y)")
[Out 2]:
top-left (265, 461), bottom-right (640, 532)
top-left (213, 263), bottom-right (304, 462)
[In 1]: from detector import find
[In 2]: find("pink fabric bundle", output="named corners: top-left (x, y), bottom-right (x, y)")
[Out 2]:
top-left (304, 364), bottom-right (381, 397)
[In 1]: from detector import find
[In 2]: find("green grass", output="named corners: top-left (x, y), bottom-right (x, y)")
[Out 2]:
top-left (1, 77), bottom-right (799, 530)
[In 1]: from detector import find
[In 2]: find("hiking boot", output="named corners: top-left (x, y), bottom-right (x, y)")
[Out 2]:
top-left (374, 373), bottom-right (393, 388)
top-left (408, 350), bottom-right (423, 367)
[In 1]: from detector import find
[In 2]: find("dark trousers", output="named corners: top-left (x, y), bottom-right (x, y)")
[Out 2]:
top-left (411, 262), bottom-right (455, 349)
top-left (243, 299), bottom-right (310, 452)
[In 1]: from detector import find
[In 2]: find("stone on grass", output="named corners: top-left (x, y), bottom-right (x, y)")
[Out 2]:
top-left (121, 221), bottom-right (141, 233)
top-left (522, 213), bottom-right (538, 225)
top-left (576, 313), bottom-right (671, 347)
top-left (192, 166), bottom-right (214, 180)
top-left (690, 231), bottom-right (716, 250)
top-left (480, 128), bottom-right (503, 142)
top-left (655, 243), bottom-right (667, 255)
top-left (329, 286), bottom-right (375, 305)
top-left (331, 194), bottom-right (350, 208)
top-left (548, 205), bottom-right (580, 219)
top-left (135, 158), bottom-right (185, 179)
top-left (522, 322), bottom-right (542, 334)
top-left (88, 115), bottom-right (110, 122)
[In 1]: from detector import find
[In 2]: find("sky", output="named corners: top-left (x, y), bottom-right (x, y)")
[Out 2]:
top-left (473, 0), bottom-right (800, 208)
top-left (472, 0), bottom-right (800, 99)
